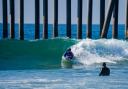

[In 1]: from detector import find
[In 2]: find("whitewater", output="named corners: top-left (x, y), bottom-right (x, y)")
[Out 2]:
top-left (0, 38), bottom-right (128, 89)
top-left (71, 39), bottom-right (128, 66)
top-left (0, 38), bottom-right (128, 69)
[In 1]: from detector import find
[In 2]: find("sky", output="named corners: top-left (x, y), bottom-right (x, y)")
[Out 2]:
top-left (0, 0), bottom-right (127, 24)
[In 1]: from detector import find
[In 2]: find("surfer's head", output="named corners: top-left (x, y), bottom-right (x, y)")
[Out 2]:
top-left (103, 62), bottom-right (106, 67)
top-left (67, 48), bottom-right (71, 51)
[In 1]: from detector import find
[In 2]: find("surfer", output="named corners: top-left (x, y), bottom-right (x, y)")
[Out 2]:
top-left (99, 62), bottom-right (110, 76)
top-left (64, 48), bottom-right (74, 60)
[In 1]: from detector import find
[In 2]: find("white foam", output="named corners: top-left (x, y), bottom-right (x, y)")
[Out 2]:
top-left (71, 39), bottom-right (128, 65)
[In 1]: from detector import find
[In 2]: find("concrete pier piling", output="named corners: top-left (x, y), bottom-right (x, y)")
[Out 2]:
top-left (101, 0), bottom-right (115, 38)
top-left (77, 0), bottom-right (83, 39)
top-left (53, 0), bottom-right (58, 37)
top-left (19, 0), bottom-right (24, 40)
top-left (87, 0), bottom-right (93, 38)
top-left (100, 0), bottom-right (105, 36)
top-left (2, 0), bottom-right (8, 39)
top-left (66, 0), bottom-right (71, 38)
top-left (35, 0), bottom-right (40, 39)
top-left (125, 0), bottom-right (128, 39)
top-left (43, 0), bottom-right (48, 39)
top-left (10, 0), bottom-right (15, 39)
top-left (112, 0), bottom-right (119, 39)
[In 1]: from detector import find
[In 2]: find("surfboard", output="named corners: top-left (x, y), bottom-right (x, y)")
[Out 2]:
top-left (61, 56), bottom-right (74, 68)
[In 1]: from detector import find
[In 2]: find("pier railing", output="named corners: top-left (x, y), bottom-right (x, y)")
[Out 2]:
top-left (1, 0), bottom-right (127, 40)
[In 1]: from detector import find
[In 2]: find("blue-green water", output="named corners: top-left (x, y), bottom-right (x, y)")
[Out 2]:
top-left (0, 24), bottom-right (128, 89)
top-left (0, 24), bottom-right (125, 39)
top-left (0, 66), bottom-right (128, 89)
top-left (0, 39), bottom-right (75, 70)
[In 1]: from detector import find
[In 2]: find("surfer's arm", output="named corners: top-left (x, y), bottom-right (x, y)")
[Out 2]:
top-left (64, 52), bottom-right (67, 57)
top-left (99, 68), bottom-right (103, 76)
top-left (69, 52), bottom-right (74, 59)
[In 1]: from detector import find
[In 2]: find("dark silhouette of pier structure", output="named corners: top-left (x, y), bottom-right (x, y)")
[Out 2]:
top-left (1, 0), bottom-right (127, 39)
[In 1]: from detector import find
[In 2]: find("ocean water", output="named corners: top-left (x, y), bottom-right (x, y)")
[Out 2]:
top-left (0, 24), bottom-right (125, 40)
top-left (0, 24), bottom-right (128, 89)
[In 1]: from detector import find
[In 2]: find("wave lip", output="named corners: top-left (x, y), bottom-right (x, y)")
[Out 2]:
top-left (71, 39), bottom-right (128, 65)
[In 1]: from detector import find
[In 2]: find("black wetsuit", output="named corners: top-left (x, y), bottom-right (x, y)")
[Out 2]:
top-left (64, 51), bottom-right (74, 60)
top-left (99, 67), bottom-right (110, 76)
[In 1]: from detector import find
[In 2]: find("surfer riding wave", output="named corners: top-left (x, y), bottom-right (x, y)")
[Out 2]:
top-left (64, 48), bottom-right (74, 61)
top-left (61, 48), bottom-right (74, 68)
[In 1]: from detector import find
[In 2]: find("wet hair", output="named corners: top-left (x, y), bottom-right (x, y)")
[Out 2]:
top-left (67, 48), bottom-right (71, 51)
top-left (103, 62), bottom-right (106, 66)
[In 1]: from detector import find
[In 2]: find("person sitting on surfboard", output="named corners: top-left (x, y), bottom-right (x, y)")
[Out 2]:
top-left (64, 48), bottom-right (74, 60)
top-left (99, 62), bottom-right (110, 76)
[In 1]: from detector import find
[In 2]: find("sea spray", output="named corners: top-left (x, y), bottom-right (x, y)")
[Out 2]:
top-left (71, 39), bottom-right (128, 65)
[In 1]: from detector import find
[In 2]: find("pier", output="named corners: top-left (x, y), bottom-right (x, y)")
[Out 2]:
top-left (2, 0), bottom-right (8, 38)
top-left (1, 0), bottom-right (126, 40)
